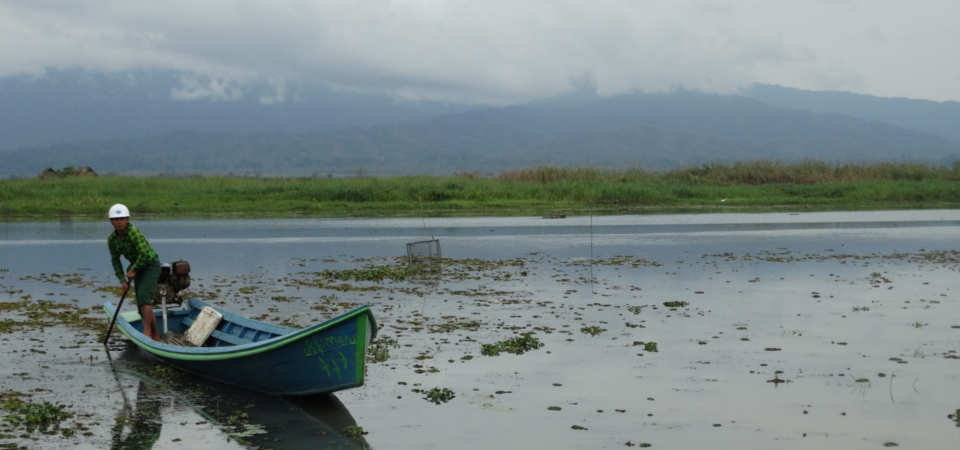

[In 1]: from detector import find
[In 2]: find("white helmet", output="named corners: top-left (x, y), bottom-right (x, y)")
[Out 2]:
top-left (108, 204), bottom-right (130, 219)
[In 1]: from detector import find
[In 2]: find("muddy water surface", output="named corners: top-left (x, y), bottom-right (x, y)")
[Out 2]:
top-left (2, 210), bottom-right (960, 449)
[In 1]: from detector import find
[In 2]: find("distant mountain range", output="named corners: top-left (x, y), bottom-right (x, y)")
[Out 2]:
top-left (740, 84), bottom-right (960, 142)
top-left (1, 71), bottom-right (958, 177)
top-left (0, 69), bottom-right (470, 151)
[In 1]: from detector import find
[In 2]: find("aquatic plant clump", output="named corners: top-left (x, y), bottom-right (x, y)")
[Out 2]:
top-left (429, 320), bottom-right (481, 334)
top-left (662, 301), bottom-right (688, 308)
top-left (480, 343), bottom-right (502, 356)
top-left (367, 336), bottom-right (400, 363)
top-left (949, 409), bottom-right (960, 427)
top-left (226, 411), bottom-right (249, 425)
top-left (480, 333), bottom-right (544, 356)
top-left (0, 318), bottom-right (16, 333)
top-left (632, 341), bottom-right (658, 352)
top-left (343, 425), bottom-right (366, 438)
top-left (580, 326), bottom-right (606, 336)
top-left (849, 375), bottom-right (871, 396)
top-left (424, 388), bottom-right (455, 405)
top-left (767, 371), bottom-right (791, 385)
top-left (1, 396), bottom-right (74, 432)
top-left (318, 264), bottom-right (437, 283)
top-left (0, 299), bottom-right (106, 335)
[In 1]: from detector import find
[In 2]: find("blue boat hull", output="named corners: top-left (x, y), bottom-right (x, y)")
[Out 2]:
top-left (103, 298), bottom-right (377, 395)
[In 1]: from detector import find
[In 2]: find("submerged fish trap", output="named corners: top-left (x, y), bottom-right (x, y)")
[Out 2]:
top-left (407, 239), bottom-right (442, 265)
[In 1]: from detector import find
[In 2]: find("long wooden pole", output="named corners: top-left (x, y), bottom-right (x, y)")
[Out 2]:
top-left (103, 287), bottom-right (130, 345)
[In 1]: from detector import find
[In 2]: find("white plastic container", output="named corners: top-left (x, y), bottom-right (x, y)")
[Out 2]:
top-left (184, 306), bottom-right (223, 347)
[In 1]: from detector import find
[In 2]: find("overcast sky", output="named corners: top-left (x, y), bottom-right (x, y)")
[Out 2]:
top-left (2, 0), bottom-right (957, 104)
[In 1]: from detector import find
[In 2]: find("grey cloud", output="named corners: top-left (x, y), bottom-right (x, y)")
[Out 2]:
top-left (865, 26), bottom-right (888, 45)
top-left (0, 0), bottom-right (956, 103)
top-left (170, 74), bottom-right (245, 102)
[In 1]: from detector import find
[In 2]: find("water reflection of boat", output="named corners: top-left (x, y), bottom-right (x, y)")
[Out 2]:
top-left (103, 297), bottom-right (377, 395)
top-left (108, 347), bottom-right (369, 449)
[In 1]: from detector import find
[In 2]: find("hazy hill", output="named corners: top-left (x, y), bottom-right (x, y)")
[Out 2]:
top-left (741, 84), bottom-right (960, 142)
top-left (3, 90), bottom-right (958, 177)
top-left (0, 69), bottom-right (470, 151)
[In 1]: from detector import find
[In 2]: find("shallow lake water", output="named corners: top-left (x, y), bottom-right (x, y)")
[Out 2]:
top-left (1, 210), bottom-right (959, 449)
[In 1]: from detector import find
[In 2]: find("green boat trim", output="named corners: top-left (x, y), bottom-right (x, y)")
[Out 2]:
top-left (354, 315), bottom-right (366, 384)
top-left (103, 303), bottom-right (376, 362)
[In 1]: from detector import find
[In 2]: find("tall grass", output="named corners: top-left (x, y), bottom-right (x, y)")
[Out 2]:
top-left (3, 160), bottom-right (960, 218)
top-left (499, 161), bottom-right (960, 185)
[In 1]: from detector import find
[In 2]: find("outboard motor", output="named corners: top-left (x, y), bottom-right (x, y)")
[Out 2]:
top-left (153, 260), bottom-right (191, 306)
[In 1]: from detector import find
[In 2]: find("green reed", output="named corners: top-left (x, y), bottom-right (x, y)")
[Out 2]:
top-left (3, 160), bottom-right (960, 218)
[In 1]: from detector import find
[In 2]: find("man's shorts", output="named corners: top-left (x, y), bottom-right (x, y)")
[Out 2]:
top-left (134, 261), bottom-right (161, 307)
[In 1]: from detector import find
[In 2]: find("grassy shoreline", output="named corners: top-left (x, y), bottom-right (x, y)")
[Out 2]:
top-left (4, 162), bottom-right (960, 220)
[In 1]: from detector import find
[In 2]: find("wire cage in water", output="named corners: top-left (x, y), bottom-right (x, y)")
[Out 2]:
top-left (407, 239), bottom-right (442, 265)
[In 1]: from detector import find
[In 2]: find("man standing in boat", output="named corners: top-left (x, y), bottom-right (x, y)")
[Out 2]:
top-left (107, 204), bottom-right (163, 343)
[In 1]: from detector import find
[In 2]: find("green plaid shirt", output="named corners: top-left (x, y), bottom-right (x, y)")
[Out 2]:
top-left (108, 224), bottom-right (159, 282)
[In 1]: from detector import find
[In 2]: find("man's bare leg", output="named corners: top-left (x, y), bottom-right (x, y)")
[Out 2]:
top-left (140, 305), bottom-right (163, 343)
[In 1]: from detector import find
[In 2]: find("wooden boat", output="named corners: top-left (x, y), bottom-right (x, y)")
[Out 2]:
top-left (102, 297), bottom-right (377, 395)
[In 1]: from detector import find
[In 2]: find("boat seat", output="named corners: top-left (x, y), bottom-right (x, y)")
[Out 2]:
top-left (208, 329), bottom-right (252, 346)
top-left (181, 316), bottom-right (250, 346)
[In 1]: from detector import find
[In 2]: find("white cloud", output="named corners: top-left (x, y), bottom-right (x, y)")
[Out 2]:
top-left (169, 73), bottom-right (244, 101)
top-left (0, 0), bottom-right (957, 103)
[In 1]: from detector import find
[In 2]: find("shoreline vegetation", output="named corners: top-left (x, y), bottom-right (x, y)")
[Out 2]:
top-left (3, 161), bottom-right (960, 220)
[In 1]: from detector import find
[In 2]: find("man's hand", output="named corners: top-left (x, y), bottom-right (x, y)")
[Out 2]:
top-left (126, 270), bottom-right (136, 279)
top-left (121, 280), bottom-right (131, 292)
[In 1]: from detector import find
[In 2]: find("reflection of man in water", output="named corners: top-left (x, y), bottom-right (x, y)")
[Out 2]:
top-left (111, 380), bottom-right (162, 449)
